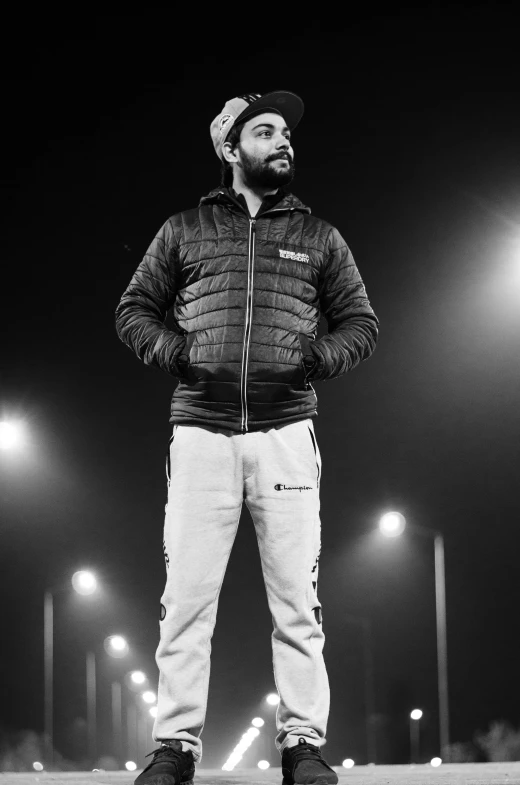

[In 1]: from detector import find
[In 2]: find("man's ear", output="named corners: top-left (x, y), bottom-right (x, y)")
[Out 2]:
top-left (222, 141), bottom-right (240, 164)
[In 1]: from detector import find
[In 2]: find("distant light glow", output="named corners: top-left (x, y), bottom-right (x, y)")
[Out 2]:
top-left (72, 570), bottom-right (97, 595)
top-left (257, 760), bottom-right (270, 769)
top-left (342, 758), bottom-right (355, 769)
top-left (266, 693), bottom-right (280, 705)
top-left (149, 706), bottom-right (157, 718)
top-left (104, 635), bottom-right (129, 658)
top-left (125, 761), bottom-right (137, 771)
top-left (142, 690), bottom-right (156, 704)
top-left (222, 726), bottom-right (261, 771)
top-left (411, 709), bottom-right (423, 720)
top-left (379, 512), bottom-right (406, 537)
top-left (431, 757), bottom-right (442, 767)
top-left (252, 717), bottom-right (265, 727)
top-left (110, 635), bottom-right (127, 651)
top-left (0, 421), bottom-right (24, 450)
top-left (32, 762), bottom-right (44, 771)
top-left (131, 671), bottom-right (146, 685)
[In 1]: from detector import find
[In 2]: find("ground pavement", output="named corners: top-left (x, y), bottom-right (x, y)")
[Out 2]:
top-left (1, 763), bottom-right (520, 785)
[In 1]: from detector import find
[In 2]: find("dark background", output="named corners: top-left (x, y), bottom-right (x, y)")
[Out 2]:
top-left (2, 5), bottom-right (519, 769)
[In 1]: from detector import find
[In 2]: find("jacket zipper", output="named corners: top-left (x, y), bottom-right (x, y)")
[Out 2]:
top-left (217, 195), bottom-right (315, 428)
top-left (240, 217), bottom-right (256, 433)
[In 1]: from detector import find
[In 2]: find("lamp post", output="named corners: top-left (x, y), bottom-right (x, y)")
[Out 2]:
top-left (410, 708), bottom-right (423, 763)
top-left (344, 613), bottom-right (376, 764)
top-left (85, 634), bottom-right (129, 767)
top-left (43, 591), bottom-right (53, 767)
top-left (43, 570), bottom-right (98, 767)
top-left (379, 513), bottom-right (450, 758)
top-left (86, 651), bottom-right (96, 765)
top-left (265, 693), bottom-right (279, 765)
top-left (112, 681), bottom-right (123, 767)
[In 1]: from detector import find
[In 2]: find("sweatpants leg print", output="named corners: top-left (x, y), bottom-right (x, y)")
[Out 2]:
top-left (154, 419), bottom-right (330, 763)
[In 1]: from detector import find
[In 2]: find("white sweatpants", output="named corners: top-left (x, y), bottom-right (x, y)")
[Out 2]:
top-left (153, 419), bottom-right (330, 763)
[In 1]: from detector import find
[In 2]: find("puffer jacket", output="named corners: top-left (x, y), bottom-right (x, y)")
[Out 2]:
top-left (115, 187), bottom-right (379, 433)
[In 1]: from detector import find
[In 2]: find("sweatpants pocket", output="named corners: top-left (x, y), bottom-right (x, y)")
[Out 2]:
top-left (165, 424), bottom-right (179, 487)
top-left (307, 424), bottom-right (321, 487)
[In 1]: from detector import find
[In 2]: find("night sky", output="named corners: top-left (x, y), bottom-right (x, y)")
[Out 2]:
top-left (2, 7), bottom-right (519, 770)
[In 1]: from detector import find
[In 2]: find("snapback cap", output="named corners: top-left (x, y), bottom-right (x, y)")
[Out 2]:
top-left (210, 90), bottom-right (304, 160)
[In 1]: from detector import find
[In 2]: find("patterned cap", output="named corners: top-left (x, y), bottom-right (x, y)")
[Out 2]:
top-left (210, 90), bottom-right (304, 160)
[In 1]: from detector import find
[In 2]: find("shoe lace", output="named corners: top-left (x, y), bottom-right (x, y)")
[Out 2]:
top-left (289, 743), bottom-right (323, 765)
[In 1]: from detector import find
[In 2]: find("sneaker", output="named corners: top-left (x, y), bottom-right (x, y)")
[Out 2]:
top-left (134, 740), bottom-right (195, 785)
top-left (282, 737), bottom-right (338, 785)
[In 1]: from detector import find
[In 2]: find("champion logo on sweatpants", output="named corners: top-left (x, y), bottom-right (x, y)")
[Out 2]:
top-left (279, 249), bottom-right (310, 263)
top-left (275, 484), bottom-right (312, 492)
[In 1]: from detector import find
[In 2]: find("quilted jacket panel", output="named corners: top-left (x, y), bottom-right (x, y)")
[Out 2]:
top-left (115, 188), bottom-right (379, 432)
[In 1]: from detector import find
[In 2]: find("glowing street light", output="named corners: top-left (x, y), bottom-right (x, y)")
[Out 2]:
top-left (105, 635), bottom-right (129, 658)
top-left (110, 636), bottom-right (127, 652)
top-left (130, 670), bottom-right (147, 685)
top-left (0, 420), bottom-right (24, 450)
top-left (266, 693), bottom-right (280, 706)
top-left (378, 512), bottom-right (450, 758)
top-left (342, 759), bottom-right (355, 769)
top-left (252, 717), bottom-right (264, 727)
top-left (379, 511), bottom-right (406, 538)
top-left (142, 690), bottom-right (156, 704)
top-left (149, 706), bottom-right (158, 718)
top-left (258, 760), bottom-right (270, 769)
top-left (72, 570), bottom-right (98, 596)
top-left (410, 708), bottom-right (423, 763)
top-left (125, 761), bottom-right (137, 772)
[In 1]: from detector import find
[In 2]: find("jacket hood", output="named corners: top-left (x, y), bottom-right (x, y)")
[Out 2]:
top-left (199, 187), bottom-right (311, 214)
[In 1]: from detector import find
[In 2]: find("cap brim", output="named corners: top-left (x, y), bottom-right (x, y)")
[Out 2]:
top-left (233, 90), bottom-right (304, 131)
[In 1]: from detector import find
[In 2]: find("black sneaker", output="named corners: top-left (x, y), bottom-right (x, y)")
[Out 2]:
top-left (134, 740), bottom-right (195, 785)
top-left (282, 737), bottom-right (338, 785)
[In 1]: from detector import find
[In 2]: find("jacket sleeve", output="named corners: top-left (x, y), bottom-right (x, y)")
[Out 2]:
top-left (309, 227), bottom-right (379, 381)
top-left (115, 218), bottom-right (187, 377)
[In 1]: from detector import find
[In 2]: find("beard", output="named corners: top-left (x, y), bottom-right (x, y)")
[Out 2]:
top-left (237, 147), bottom-right (295, 188)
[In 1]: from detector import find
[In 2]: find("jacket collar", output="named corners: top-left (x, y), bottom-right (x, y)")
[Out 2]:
top-left (199, 187), bottom-right (311, 216)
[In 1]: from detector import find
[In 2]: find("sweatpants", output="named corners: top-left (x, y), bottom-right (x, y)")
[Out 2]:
top-left (153, 418), bottom-right (330, 763)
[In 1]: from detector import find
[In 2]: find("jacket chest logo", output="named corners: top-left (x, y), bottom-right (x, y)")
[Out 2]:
top-left (279, 249), bottom-right (310, 263)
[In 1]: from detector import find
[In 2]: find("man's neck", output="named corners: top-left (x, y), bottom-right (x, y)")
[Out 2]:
top-left (232, 179), bottom-right (277, 218)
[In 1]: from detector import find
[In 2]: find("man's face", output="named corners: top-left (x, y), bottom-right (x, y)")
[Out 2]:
top-left (231, 112), bottom-right (295, 188)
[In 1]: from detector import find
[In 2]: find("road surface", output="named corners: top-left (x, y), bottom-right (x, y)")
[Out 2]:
top-left (1, 763), bottom-right (520, 785)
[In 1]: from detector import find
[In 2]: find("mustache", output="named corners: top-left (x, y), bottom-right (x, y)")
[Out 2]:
top-left (266, 152), bottom-right (293, 163)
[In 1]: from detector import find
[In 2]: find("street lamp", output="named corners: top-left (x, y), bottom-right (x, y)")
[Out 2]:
top-left (379, 513), bottom-right (450, 758)
top-left (72, 571), bottom-right (97, 596)
top-left (0, 420), bottom-right (24, 450)
top-left (410, 709), bottom-right (423, 763)
top-left (264, 693), bottom-right (279, 762)
top-left (86, 634), bottom-right (131, 768)
top-left (43, 570), bottom-right (99, 767)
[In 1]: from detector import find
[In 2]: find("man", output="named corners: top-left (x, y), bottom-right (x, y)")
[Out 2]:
top-left (115, 90), bottom-right (378, 785)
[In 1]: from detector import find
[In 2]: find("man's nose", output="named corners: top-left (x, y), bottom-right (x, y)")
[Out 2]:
top-left (276, 135), bottom-right (290, 149)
